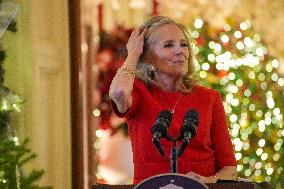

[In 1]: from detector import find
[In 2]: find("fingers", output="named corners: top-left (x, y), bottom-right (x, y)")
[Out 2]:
top-left (129, 29), bottom-right (139, 40)
top-left (129, 29), bottom-right (136, 38)
top-left (139, 27), bottom-right (148, 38)
top-left (186, 172), bottom-right (218, 183)
top-left (126, 27), bottom-right (148, 58)
top-left (186, 172), bottom-right (201, 180)
top-left (130, 28), bottom-right (147, 39)
top-left (133, 28), bottom-right (139, 36)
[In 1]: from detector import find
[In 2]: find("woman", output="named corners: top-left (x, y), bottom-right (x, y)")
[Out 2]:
top-left (109, 16), bottom-right (237, 184)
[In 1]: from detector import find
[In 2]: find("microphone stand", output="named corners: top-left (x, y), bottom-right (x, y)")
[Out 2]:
top-left (170, 140), bottom-right (178, 173)
top-left (165, 135), bottom-right (182, 174)
top-left (157, 132), bottom-right (194, 174)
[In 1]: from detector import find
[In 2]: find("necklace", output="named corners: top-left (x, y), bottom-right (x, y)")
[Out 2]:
top-left (158, 92), bottom-right (182, 114)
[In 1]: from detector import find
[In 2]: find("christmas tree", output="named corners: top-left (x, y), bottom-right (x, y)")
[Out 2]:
top-left (191, 17), bottom-right (284, 189)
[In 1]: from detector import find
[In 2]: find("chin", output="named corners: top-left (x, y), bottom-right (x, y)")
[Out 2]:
top-left (175, 68), bottom-right (188, 76)
top-left (162, 64), bottom-right (188, 76)
top-left (171, 71), bottom-right (186, 78)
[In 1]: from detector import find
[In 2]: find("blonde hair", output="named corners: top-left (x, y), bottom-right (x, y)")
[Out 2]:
top-left (135, 16), bottom-right (199, 91)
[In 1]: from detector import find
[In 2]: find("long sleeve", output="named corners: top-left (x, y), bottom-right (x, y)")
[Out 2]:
top-left (211, 91), bottom-right (237, 171)
top-left (110, 78), bottom-right (142, 119)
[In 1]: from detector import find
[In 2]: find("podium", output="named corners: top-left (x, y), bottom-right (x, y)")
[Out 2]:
top-left (93, 172), bottom-right (272, 189)
top-left (93, 173), bottom-right (272, 189)
top-left (93, 182), bottom-right (272, 189)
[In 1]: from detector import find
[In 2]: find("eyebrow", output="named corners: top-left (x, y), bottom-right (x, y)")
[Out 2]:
top-left (163, 39), bottom-right (187, 43)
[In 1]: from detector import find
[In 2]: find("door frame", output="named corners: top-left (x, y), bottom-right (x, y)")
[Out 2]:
top-left (68, 0), bottom-right (84, 188)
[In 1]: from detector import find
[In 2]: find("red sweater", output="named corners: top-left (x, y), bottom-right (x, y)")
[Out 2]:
top-left (112, 78), bottom-right (236, 184)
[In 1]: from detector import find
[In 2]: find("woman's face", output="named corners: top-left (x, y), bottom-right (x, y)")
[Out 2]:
top-left (145, 24), bottom-right (189, 77)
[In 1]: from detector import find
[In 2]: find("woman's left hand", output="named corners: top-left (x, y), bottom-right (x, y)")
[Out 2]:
top-left (186, 172), bottom-right (218, 183)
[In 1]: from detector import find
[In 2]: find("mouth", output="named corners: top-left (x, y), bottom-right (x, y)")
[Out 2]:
top-left (172, 60), bottom-right (185, 64)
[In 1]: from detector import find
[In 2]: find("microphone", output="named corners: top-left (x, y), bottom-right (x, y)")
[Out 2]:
top-left (151, 110), bottom-right (173, 157)
top-left (178, 109), bottom-right (199, 157)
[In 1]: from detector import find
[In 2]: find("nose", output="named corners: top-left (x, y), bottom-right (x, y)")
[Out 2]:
top-left (175, 46), bottom-right (185, 56)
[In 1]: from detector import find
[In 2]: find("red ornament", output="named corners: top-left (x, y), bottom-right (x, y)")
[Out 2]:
top-left (97, 178), bottom-right (106, 184)
top-left (252, 94), bottom-right (259, 101)
top-left (196, 37), bottom-right (206, 46)
top-left (217, 70), bottom-right (229, 79)
top-left (223, 42), bottom-right (231, 50)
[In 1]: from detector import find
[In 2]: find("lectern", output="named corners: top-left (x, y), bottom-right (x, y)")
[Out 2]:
top-left (93, 173), bottom-right (273, 189)
top-left (93, 182), bottom-right (272, 189)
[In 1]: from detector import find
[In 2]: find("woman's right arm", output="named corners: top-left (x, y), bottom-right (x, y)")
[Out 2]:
top-left (109, 28), bottom-right (147, 114)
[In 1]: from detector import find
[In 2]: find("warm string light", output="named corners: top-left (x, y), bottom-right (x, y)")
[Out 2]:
top-left (0, 91), bottom-right (22, 112)
top-left (192, 18), bottom-right (284, 186)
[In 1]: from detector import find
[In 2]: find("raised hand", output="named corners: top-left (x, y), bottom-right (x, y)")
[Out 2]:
top-left (126, 28), bottom-right (148, 61)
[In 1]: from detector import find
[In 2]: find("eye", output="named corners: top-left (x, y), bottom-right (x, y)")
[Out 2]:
top-left (164, 43), bottom-right (173, 48)
top-left (181, 43), bottom-right (188, 47)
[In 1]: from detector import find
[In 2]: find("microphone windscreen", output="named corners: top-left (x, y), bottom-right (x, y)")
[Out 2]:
top-left (151, 110), bottom-right (172, 136)
top-left (158, 110), bottom-right (172, 120)
top-left (182, 109), bottom-right (199, 137)
top-left (185, 109), bottom-right (199, 120)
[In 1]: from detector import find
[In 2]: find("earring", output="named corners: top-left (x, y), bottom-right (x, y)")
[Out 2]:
top-left (148, 64), bottom-right (156, 72)
top-left (147, 64), bottom-right (156, 79)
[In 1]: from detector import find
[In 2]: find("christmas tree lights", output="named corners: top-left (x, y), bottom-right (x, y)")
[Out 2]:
top-left (191, 17), bottom-right (284, 189)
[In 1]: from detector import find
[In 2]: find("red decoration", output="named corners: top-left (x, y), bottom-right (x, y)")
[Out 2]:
top-left (98, 3), bottom-right (103, 32)
top-left (152, 0), bottom-right (159, 16)
top-left (96, 26), bottom-right (134, 131)
top-left (217, 70), bottom-right (229, 79)
top-left (240, 85), bottom-right (247, 93)
top-left (97, 178), bottom-right (106, 184)
top-left (252, 94), bottom-right (259, 101)
top-left (223, 42), bottom-right (231, 50)
top-left (196, 37), bottom-right (206, 46)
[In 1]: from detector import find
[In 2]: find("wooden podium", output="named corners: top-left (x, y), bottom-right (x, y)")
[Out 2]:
top-left (93, 182), bottom-right (272, 189)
